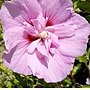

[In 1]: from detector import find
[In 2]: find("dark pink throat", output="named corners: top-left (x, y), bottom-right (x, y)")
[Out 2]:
top-left (46, 20), bottom-right (53, 27)
top-left (27, 34), bottom-right (39, 42)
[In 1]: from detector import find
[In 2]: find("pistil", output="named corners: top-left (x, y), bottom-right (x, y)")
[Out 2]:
top-left (39, 31), bottom-right (48, 39)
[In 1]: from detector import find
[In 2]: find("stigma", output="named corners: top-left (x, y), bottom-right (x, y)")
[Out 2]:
top-left (39, 31), bottom-right (48, 39)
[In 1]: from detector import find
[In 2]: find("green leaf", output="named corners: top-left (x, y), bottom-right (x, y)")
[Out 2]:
top-left (73, 1), bottom-right (81, 13)
top-left (6, 81), bottom-right (12, 88)
top-left (86, 48), bottom-right (90, 60)
top-left (64, 77), bottom-right (72, 85)
top-left (78, 55), bottom-right (87, 63)
top-left (81, 85), bottom-right (90, 88)
top-left (85, 15), bottom-right (90, 23)
top-left (72, 64), bottom-right (81, 76)
top-left (77, 1), bottom-right (90, 12)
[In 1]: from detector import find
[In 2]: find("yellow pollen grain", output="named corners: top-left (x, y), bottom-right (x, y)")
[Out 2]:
top-left (39, 31), bottom-right (48, 39)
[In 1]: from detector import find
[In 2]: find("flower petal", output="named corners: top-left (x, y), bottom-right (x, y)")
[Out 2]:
top-left (1, 0), bottom-right (42, 31)
top-left (44, 39), bottom-right (51, 52)
top-left (38, 0), bottom-right (73, 24)
top-left (27, 50), bottom-right (74, 83)
top-left (14, 0), bottom-right (42, 19)
top-left (3, 27), bottom-right (27, 52)
top-left (3, 41), bottom-right (32, 75)
top-left (46, 24), bottom-right (76, 39)
top-left (31, 12), bottom-right (47, 32)
top-left (36, 41), bottom-right (48, 58)
top-left (27, 39), bottom-right (40, 54)
top-left (58, 32), bottom-right (88, 57)
top-left (0, 1), bottom-right (27, 31)
top-left (58, 13), bottom-right (90, 57)
top-left (48, 32), bottom-right (59, 47)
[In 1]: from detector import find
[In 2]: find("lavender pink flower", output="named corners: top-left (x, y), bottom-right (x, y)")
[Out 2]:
top-left (0, 0), bottom-right (90, 83)
top-left (86, 78), bottom-right (90, 85)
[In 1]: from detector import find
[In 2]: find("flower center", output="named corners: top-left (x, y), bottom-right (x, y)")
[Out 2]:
top-left (39, 31), bottom-right (48, 39)
top-left (27, 31), bottom-right (48, 43)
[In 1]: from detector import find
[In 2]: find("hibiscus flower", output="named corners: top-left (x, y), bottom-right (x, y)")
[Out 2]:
top-left (0, 0), bottom-right (90, 83)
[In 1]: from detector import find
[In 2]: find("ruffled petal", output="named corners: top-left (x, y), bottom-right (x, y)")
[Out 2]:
top-left (27, 39), bottom-right (40, 54)
top-left (45, 22), bottom-right (76, 39)
top-left (14, 0), bottom-right (42, 19)
top-left (27, 50), bottom-right (74, 83)
top-left (36, 41), bottom-right (48, 58)
top-left (1, 1), bottom-right (26, 31)
top-left (3, 41), bottom-right (32, 75)
top-left (1, 0), bottom-right (42, 31)
top-left (48, 32), bottom-right (59, 47)
top-left (58, 13), bottom-right (90, 57)
top-left (3, 27), bottom-right (27, 51)
top-left (38, 0), bottom-right (73, 24)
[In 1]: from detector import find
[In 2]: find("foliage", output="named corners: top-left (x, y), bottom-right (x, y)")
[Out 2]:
top-left (0, 0), bottom-right (90, 88)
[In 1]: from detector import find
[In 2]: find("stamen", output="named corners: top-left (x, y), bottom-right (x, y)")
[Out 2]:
top-left (39, 31), bottom-right (48, 39)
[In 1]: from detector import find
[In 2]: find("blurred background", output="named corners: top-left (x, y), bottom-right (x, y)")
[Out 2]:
top-left (0, 0), bottom-right (90, 88)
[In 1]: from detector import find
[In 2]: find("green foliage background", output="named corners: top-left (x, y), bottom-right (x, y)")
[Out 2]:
top-left (0, 0), bottom-right (90, 88)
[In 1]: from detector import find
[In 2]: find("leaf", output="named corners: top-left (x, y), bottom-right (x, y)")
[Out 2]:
top-left (14, 73), bottom-right (27, 88)
top-left (78, 55), bottom-right (87, 63)
top-left (73, 1), bottom-right (81, 13)
top-left (81, 85), bottom-right (90, 88)
top-left (85, 15), bottom-right (90, 23)
top-left (6, 81), bottom-right (12, 88)
top-left (0, 52), bottom-right (2, 63)
top-left (71, 64), bottom-right (81, 76)
top-left (86, 48), bottom-right (90, 60)
top-left (64, 77), bottom-right (72, 85)
top-left (77, 1), bottom-right (90, 12)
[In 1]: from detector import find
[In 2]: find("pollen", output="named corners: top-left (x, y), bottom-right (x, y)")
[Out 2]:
top-left (39, 31), bottom-right (48, 39)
